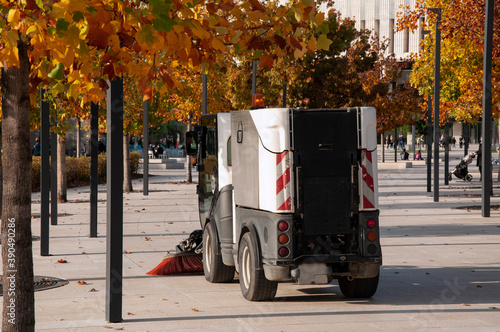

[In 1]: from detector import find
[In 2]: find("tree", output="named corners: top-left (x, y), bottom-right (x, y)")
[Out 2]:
top-left (397, 0), bottom-right (500, 123)
top-left (1, 40), bottom-right (34, 331)
top-left (0, 1), bottom-right (327, 329)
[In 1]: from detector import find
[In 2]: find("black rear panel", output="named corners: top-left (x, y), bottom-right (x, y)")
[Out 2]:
top-left (292, 109), bottom-right (359, 235)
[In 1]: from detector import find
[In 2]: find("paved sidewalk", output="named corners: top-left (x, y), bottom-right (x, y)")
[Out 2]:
top-left (20, 150), bottom-right (500, 331)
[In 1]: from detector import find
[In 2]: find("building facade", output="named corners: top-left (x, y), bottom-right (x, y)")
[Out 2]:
top-left (331, 0), bottom-right (421, 59)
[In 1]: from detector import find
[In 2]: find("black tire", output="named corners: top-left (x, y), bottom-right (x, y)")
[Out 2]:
top-left (238, 232), bottom-right (277, 301)
top-left (203, 222), bottom-right (235, 283)
top-left (338, 274), bottom-right (379, 298)
top-left (465, 174), bottom-right (473, 182)
top-left (448, 174), bottom-right (452, 181)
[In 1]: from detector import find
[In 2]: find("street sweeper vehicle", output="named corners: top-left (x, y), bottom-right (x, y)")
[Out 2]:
top-left (186, 104), bottom-right (381, 301)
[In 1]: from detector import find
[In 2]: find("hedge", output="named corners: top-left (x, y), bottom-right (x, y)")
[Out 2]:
top-left (32, 152), bottom-right (140, 192)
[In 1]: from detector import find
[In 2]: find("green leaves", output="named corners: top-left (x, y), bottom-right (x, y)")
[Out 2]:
top-left (152, 14), bottom-right (176, 32)
top-left (317, 34), bottom-right (332, 51)
top-left (48, 63), bottom-right (64, 81)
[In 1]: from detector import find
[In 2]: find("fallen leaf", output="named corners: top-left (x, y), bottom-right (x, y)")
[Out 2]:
top-left (173, 302), bottom-right (179, 304)
top-left (86, 288), bottom-right (97, 292)
top-left (127, 312), bottom-right (134, 315)
top-left (123, 250), bottom-right (131, 254)
top-left (145, 237), bottom-right (152, 241)
top-left (489, 307), bottom-right (498, 309)
top-left (138, 296), bottom-right (144, 298)
top-left (461, 303), bottom-right (470, 306)
top-left (56, 259), bottom-right (68, 264)
top-left (77, 280), bottom-right (87, 285)
top-left (191, 308), bottom-right (199, 312)
top-left (476, 285), bottom-right (482, 288)
top-left (160, 298), bottom-right (167, 301)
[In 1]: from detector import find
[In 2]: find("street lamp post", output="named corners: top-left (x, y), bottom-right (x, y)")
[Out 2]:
top-left (428, 8), bottom-right (441, 202)
top-left (482, 0), bottom-right (494, 217)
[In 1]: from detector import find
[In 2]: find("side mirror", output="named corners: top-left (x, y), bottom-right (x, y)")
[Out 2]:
top-left (185, 131), bottom-right (198, 156)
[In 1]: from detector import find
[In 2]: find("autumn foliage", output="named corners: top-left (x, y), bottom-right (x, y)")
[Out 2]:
top-left (397, 0), bottom-right (500, 124)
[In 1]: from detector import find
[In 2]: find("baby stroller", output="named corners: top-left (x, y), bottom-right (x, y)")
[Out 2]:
top-left (448, 153), bottom-right (475, 181)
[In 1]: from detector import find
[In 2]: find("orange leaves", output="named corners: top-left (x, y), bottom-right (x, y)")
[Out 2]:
top-left (259, 55), bottom-right (274, 69)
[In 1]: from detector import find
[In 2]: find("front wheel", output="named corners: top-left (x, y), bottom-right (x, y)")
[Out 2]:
top-left (465, 173), bottom-right (473, 182)
top-left (338, 274), bottom-right (379, 298)
top-left (238, 232), bottom-right (277, 301)
top-left (203, 222), bottom-right (235, 283)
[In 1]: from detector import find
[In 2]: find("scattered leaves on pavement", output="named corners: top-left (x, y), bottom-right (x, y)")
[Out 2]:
top-left (56, 259), bottom-right (68, 264)
top-left (77, 280), bottom-right (87, 285)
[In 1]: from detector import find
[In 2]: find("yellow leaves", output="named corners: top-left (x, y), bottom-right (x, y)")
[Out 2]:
top-left (0, 46), bottom-right (19, 67)
top-left (211, 37), bottom-right (226, 52)
top-left (7, 9), bottom-right (20, 27)
top-left (317, 34), bottom-right (332, 51)
top-left (307, 35), bottom-right (317, 51)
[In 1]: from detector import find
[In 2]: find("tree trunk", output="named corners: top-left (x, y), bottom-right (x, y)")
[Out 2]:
top-left (57, 135), bottom-right (67, 203)
top-left (1, 40), bottom-right (35, 331)
top-left (123, 133), bottom-right (133, 193)
top-left (185, 120), bottom-right (192, 183)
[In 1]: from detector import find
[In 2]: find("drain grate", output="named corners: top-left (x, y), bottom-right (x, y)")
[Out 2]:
top-left (456, 205), bottom-right (500, 210)
top-left (0, 275), bottom-right (68, 295)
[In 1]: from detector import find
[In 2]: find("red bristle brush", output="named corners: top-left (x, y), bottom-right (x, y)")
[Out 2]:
top-left (146, 251), bottom-right (203, 275)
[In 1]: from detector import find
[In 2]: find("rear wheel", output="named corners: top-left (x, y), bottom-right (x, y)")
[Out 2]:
top-left (338, 274), bottom-right (379, 298)
top-left (238, 232), bottom-right (277, 301)
top-left (465, 174), bottom-right (473, 181)
top-left (203, 222), bottom-right (235, 283)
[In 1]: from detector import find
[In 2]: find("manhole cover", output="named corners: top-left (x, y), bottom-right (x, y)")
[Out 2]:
top-left (456, 205), bottom-right (500, 210)
top-left (0, 276), bottom-right (68, 295)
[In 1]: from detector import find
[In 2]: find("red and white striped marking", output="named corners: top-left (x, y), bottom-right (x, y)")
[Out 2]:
top-left (276, 151), bottom-right (292, 211)
top-left (361, 150), bottom-right (376, 209)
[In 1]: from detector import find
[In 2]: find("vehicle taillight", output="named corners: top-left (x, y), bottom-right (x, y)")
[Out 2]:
top-left (367, 231), bottom-right (377, 242)
top-left (252, 94), bottom-right (264, 108)
top-left (366, 218), bottom-right (376, 229)
top-left (278, 234), bottom-right (289, 244)
top-left (278, 221), bottom-right (289, 232)
top-left (278, 247), bottom-right (289, 257)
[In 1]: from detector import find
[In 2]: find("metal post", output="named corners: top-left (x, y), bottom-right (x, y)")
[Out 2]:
top-left (381, 133), bottom-right (385, 162)
top-left (51, 111), bottom-right (57, 226)
top-left (427, 95), bottom-right (432, 192)
top-left (40, 88), bottom-right (50, 256)
top-left (143, 99), bottom-right (149, 196)
top-left (202, 68), bottom-right (207, 115)
top-left (90, 102), bottom-right (98, 238)
top-left (430, 8), bottom-right (441, 202)
top-left (106, 77), bottom-right (124, 323)
top-left (252, 62), bottom-right (257, 95)
top-left (76, 118), bottom-right (81, 157)
top-left (482, 0), bottom-right (494, 217)
top-left (412, 124), bottom-right (416, 160)
top-left (394, 128), bottom-right (397, 162)
top-left (464, 123), bottom-right (469, 156)
top-left (444, 121), bottom-right (449, 185)
top-left (282, 81), bottom-right (287, 108)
